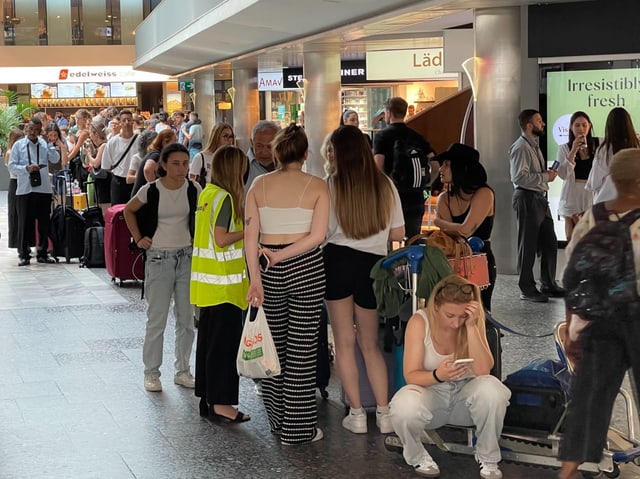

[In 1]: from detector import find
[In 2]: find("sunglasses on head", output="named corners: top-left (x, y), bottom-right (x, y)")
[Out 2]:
top-left (435, 283), bottom-right (475, 298)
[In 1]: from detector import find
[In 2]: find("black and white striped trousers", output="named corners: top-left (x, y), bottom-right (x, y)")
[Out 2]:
top-left (260, 245), bottom-right (325, 444)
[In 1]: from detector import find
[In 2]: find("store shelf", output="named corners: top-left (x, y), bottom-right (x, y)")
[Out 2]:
top-left (341, 88), bottom-right (369, 130)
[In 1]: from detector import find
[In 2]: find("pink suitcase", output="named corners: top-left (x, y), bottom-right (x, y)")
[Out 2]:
top-left (104, 204), bottom-right (145, 285)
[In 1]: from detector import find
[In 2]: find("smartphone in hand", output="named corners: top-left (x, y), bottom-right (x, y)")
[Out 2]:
top-left (259, 253), bottom-right (270, 272)
top-left (550, 160), bottom-right (560, 170)
top-left (453, 358), bottom-right (475, 366)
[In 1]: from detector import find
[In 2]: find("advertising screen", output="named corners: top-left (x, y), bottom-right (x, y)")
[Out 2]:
top-left (30, 83), bottom-right (57, 99)
top-left (84, 82), bottom-right (110, 98)
top-left (57, 83), bottom-right (84, 98)
top-left (110, 82), bottom-right (137, 97)
top-left (546, 68), bottom-right (640, 165)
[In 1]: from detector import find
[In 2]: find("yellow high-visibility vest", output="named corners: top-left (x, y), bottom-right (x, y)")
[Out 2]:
top-left (190, 184), bottom-right (248, 308)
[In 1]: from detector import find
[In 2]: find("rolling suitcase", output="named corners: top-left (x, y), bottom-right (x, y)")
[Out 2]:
top-left (104, 204), bottom-right (144, 285)
top-left (49, 205), bottom-right (86, 263)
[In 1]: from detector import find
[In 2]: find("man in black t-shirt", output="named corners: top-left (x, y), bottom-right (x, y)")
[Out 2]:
top-left (373, 97), bottom-right (436, 237)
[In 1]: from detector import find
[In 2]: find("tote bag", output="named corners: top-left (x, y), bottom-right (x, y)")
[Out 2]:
top-left (236, 307), bottom-right (281, 379)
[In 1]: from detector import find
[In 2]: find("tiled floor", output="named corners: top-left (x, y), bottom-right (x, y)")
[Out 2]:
top-left (0, 191), bottom-right (639, 478)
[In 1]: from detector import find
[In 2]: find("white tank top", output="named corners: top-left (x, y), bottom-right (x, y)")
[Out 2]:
top-left (259, 175), bottom-right (314, 235)
top-left (416, 309), bottom-right (454, 371)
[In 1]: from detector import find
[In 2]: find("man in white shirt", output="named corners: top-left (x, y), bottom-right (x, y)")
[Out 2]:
top-left (101, 109), bottom-right (139, 204)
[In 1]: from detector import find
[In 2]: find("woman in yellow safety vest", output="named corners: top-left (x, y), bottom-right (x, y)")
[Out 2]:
top-left (191, 145), bottom-right (251, 423)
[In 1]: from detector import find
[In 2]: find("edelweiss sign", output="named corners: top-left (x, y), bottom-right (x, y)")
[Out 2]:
top-left (0, 66), bottom-right (171, 84)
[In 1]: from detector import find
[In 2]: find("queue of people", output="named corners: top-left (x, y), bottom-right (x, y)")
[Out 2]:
top-left (5, 98), bottom-right (639, 479)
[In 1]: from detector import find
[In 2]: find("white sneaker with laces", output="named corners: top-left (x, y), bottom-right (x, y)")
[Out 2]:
top-left (414, 456), bottom-right (440, 477)
top-left (479, 461), bottom-right (502, 479)
top-left (342, 408), bottom-right (367, 434)
top-left (144, 374), bottom-right (162, 392)
top-left (376, 409), bottom-right (394, 434)
top-left (174, 371), bottom-right (196, 388)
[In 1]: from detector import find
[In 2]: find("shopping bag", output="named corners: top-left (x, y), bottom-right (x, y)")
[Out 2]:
top-left (236, 307), bottom-right (281, 379)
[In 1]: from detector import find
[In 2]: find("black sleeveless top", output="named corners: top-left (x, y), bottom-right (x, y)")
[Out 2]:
top-left (449, 203), bottom-right (494, 241)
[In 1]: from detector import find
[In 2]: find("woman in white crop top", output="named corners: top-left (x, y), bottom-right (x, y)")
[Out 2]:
top-left (389, 275), bottom-right (510, 479)
top-left (244, 124), bottom-right (329, 445)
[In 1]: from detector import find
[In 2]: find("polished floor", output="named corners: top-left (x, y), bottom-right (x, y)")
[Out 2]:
top-left (0, 191), bottom-right (639, 479)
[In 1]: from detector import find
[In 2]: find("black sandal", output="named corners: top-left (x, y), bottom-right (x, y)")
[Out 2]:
top-left (209, 407), bottom-right (250, 423)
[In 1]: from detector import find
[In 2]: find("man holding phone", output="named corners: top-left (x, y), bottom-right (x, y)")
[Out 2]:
top-left (8, 117), bottom-right (62, 266)
top-left (509, 109), bottom-right (564, 302)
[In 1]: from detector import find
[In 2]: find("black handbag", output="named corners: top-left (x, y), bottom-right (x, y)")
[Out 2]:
top-left (29, 169), bottom-right (42, 187)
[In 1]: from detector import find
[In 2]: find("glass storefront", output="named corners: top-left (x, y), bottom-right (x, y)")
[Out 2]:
top-left (1, 0), bottom-right (153, 46)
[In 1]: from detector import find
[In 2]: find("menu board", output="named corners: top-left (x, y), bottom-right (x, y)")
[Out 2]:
top-left (110, 82), bottom-right (137, 97)
top-left (57, 83), bottom-right (84, 98)
top-left (31, 83), bottom-right (57, 99)
top-left (84, 82), bottom-right (110, 98)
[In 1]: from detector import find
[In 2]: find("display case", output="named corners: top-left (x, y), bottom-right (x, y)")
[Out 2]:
top-left (341, 88), bottom-right (368, 130)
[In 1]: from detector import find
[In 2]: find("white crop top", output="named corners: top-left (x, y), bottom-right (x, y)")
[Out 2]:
top-left (417, 310), bottom-right (453, 371)
top-left (259, 175), bottom-right (314, 235)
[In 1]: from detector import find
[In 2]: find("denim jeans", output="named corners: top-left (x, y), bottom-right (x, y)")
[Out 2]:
top-left (143, 246), bottom-right (194, 377)
top-left (390, 376), bottom-right (511, 466)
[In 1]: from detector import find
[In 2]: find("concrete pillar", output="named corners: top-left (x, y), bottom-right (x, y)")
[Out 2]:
top-left (194, 70), bottom-right (215, 146)
top-left (474, 6), bottom-right (538, 273)
top-left (232, 67), bottom-right (259, 153)
top-left (302, 49), bottom-right (341, 177)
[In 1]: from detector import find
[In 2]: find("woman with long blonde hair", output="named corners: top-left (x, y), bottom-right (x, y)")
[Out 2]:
top-left (390, 274), bottom-right (510, 479)
top-left (189, 123), bottom-right (235, 186)
top-left (192, 145), bottom-right (250, 422)
top-left (324, 125), bottom-right (404, 435)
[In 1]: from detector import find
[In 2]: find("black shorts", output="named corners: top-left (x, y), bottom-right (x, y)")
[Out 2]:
top-left (323, 242), bottom-right (382, 309)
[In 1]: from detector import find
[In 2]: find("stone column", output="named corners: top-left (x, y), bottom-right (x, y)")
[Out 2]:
top-left (232, 67), bottom-right (259, 153)
top-left (302, 49), bottom-right (341, 177)
top-left (474, 6), bottom-right (538, 273)
top-left (194, 70), bottom-right (215, 146)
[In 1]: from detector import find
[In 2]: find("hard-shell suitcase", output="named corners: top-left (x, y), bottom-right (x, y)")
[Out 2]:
top-left (316, 305), bottom-right (331, 399)
top-left (342, 343), bottom-right (395, 409)
top-left (104, 204), bottom-right (144, 284)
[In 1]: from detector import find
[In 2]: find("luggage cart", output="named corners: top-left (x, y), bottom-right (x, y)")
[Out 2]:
top-left (381, 246), bottom-right (640, 478)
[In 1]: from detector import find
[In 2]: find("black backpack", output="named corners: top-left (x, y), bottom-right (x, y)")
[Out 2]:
top-left (80, 226), bottom-right (105, 268)
top-left (563, 203), bottom-right (640, 322)
top-left (390, 138), bottom-right (430, 193)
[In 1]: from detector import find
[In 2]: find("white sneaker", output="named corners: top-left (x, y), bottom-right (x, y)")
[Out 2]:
top-left (342, 408), bottom-right (367, 434)
top-left (414, 457), bottom-right (440, 477)
top-left (174, 371), bottom-right (195, 388)
top-left (479, 461), bottom-right (502, 479)
top-left (376, 409), bottom-right (394, 434)
top-left (144, 374), bottom-right (162, 392)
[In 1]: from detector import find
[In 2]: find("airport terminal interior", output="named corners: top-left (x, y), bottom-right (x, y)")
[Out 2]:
top-left (2, 0), bottom-right (640, 477)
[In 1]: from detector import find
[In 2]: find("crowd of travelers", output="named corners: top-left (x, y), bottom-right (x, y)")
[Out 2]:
top-left (4, 97), bottom-right (640, 479)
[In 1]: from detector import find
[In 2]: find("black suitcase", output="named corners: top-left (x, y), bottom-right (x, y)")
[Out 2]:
top-left (50, 205), bottom-right (86, 263)
top-left (486, 322), bottom-right (502, 380)
top-left (316, 305), bottom-right (331, 399)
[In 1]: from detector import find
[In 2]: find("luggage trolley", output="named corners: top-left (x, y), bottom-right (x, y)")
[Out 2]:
top-left (380, 246), bottom-right (640, 478)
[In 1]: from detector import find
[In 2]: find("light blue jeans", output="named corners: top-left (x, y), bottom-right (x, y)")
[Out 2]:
top-left (143, 246), bottom-right (194, 377)
top-left (390, 376), bottom-right (511, 466)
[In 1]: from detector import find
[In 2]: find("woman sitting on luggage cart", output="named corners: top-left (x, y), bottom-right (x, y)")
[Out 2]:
top-left (433, 144), bottom-right (496, 311)
top-left (390, 274), bottom-right (510, 479)
top-left (324, 125), bottom-right (405, 434)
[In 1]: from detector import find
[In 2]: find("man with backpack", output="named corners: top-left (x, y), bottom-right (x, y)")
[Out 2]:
top-left (373, 97), bottom-right (436, 237)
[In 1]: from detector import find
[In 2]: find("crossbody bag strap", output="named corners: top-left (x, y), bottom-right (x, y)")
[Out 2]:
top-left (111, 134), bottom-right (138, 171)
